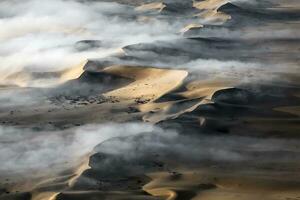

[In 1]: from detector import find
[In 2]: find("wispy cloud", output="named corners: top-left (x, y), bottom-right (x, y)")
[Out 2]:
top-left (0, 123), bottom-right (156, 177)
top-left (0, 0), bottom-right (178, 86)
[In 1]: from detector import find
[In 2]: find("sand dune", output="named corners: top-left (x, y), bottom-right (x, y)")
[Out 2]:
top-left (180, 24), bottom-right (203, 34)
top-left (103, 65), bottom-right (188, 101)
top-left (59, 61), bottom-right (87, 82)
top-left (2, 60), bottom-right (87, 87)
top-left (193, 0), bottom-right (231, 23)
top-left (141, 79), bottom-right (233, 123)
top-left (136, 2), bottom-right (166, 12)
top-left (1, 0), bottom-right (300, 200)
top-left (194, 0), bottom-right (227, 10)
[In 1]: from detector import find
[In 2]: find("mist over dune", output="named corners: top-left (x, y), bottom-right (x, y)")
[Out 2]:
top-left (0, 123), bottom-right (156, 176)
top-left (0, 0), bottom-right (179, 87)
top-left (0, 0), bottom-right (300, 200)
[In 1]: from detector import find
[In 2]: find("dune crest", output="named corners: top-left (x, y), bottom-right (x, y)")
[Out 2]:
top-left (180, 24), bottom-right (203, 34)
top-left (136, 2), bottom-right (166, 12)
top-left (59, 60), bottom-right (87, 83)
top-left (1, 60), bottom-right (87, 87)
top-left (193, 0), bottom-right (231, 23)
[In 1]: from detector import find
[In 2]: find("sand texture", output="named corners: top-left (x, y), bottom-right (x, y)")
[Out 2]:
top-left (0, 0), bottom-right (300, 200)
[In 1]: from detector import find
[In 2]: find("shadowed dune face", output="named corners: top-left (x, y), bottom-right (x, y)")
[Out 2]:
top-left (0, 0), bottom-right (300, 200)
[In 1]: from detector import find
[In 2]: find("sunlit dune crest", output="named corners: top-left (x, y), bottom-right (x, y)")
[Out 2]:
top-left (136, 2), bottom-right (166, 12)
top-left (60, 60), bottom-right (87, 82)
top-left (180, 24), bottom-right (203, 34)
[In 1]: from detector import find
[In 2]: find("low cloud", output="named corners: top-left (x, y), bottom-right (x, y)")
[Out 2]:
top-left (0, 0), bottom-right (179, 86)
top-left (0, 123), bottom-right (156, 177)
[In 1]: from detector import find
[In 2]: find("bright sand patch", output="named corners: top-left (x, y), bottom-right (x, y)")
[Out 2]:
top-left (103, 65), bottom-right (188, 101)
top-left (180, 24), bottom-right (203, 34)
top-left (135, 2), bottom-right (166, 12)
top-left (60, 60), bottom-right (87, 82)
top-left (193, 0), bottom-right (228, 10)
top-left (193, 0), bottom-right (231, 23)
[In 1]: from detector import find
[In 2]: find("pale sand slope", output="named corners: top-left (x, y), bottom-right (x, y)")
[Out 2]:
top-left (193, 0), bottom-right (231, 23)
top-left (180, 24), bottom-right (203, 34)
top-left (103, 65), bottom-right (188, 101)
top-left (2, 60), bottom-right (86, 87)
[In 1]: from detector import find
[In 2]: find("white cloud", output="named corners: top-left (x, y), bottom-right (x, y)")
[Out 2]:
top-left (0, 123), bottom-right (156, 176)
top-left (0, 0), bottom-right (179, 86)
